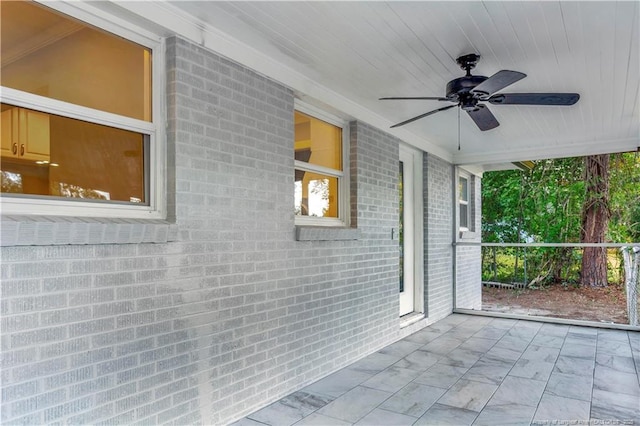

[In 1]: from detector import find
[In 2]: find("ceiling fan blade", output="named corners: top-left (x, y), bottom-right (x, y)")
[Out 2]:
top-left (380, 96), bottom-right (449, 101)
top-left (390, 104), bottom-right (456, 128)
top-left (467, 104), bottom-right (499, 131)
top-left (472, 70), bottom-right (527, 96)
top-left (488, 93), bottom-right (580, 105)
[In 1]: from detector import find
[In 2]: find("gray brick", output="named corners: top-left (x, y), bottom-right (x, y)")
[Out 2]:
top-left (96, 355), bottom-right (138, 376)
top-left (10, 326), bottom-right (67, 348)
top-left (1, 313), bottom-right (39, 332)
top-left (43, 396), bottom-right (93, 423)
top-left (45, 366), bottom-right (94, 389)
top-left (41, 307), bottom-right (92, 325)
top-left (24, 390), bottom-right (77, 418)
top-left (13, 357), bottom-right (68, 381)
top-left (69, 318), bottom-right (115, 338)
top-left (66, 403), bottom-right (114, 425)
top-left (2, 381), bottom-right (39, 403)
top-left (69, 347), bottom-right (114, 366)
top-left (95, 383), bottom-right (137, 405)
top-left (11, 261), bottom-right (67, 278)
top-left (1, 279), bottom-right (41, 297)
top-left (42, 275), bottom-right (92, 293)
top-left (69, 376), bottom-right (113, 398)
top-left (117, 364), bottom-right (155, 385)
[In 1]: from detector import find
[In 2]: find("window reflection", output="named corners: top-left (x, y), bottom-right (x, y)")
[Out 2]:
top-left (0, 103), bottom-right (146, 204)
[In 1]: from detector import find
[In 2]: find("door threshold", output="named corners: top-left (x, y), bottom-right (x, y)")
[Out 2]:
top-left (400, 312), bottom-right (425, 328)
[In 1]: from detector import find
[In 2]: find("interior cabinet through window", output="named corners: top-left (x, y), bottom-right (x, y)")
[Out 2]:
top-left (0, 0), bottom-right (155, 211)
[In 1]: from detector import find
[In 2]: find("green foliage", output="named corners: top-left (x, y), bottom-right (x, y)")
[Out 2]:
top-left (482, 152), bottom-right (640, 285)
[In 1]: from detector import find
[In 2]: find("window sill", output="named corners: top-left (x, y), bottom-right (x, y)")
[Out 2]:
top-left (295, 225), bottom-right (360, 241)
top-left (459, 230), bottom-right (479, 240)
top-left (1, 215), bottom-right (178, 246)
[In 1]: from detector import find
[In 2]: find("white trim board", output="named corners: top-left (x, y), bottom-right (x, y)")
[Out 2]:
top-left (98, 0), bottom-right (454, 163)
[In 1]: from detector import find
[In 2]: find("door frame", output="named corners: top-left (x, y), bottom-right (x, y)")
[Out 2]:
top-left (399, 144), bottom-right (425, 317)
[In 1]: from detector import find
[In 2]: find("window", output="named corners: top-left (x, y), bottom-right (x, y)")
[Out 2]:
top-left (0, 1), bottom-right (163, 219)
top-left (459, 173), bottom-right (470, 231)
top-left (294, 105), bottom-right (348, 226)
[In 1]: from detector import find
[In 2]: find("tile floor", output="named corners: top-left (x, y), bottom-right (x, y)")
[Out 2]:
top-left (233, 314), bottom-right (640, 426)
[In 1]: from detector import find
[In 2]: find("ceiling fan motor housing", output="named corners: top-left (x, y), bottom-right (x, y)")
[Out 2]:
top-left (446, 75), bottom-right (488, 100)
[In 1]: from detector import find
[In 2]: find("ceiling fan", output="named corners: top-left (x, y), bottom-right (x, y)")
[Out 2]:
top-left (380, 53), bottom-right (579, 131)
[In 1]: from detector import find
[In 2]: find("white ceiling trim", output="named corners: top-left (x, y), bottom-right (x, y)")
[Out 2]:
top-left (455, 136), bottom-right (639, 166)
top-left (108, 1), bottom-right (454, 162)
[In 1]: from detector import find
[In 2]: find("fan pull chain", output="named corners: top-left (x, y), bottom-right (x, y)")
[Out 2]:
top-left (457, 106), bottom-right (461, 151)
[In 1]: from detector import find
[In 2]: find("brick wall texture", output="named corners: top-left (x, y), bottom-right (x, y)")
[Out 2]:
top-left (0, 37), bottom-right (473, 425)
top-left (455, 175), bottom-right (483, 310)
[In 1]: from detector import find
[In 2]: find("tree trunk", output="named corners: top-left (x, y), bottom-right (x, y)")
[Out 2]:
top-left (581, 154), bottom-right (610, 287)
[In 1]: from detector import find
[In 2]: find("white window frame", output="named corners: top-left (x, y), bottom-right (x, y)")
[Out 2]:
top-left (294, 101), bottom-right (349, 227)
top-left (0, 1), bottom-right (166, 220)
top-left (458, 171), bottom-right (471, 232)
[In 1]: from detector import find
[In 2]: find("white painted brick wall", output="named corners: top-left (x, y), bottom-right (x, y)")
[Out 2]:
top-left (425, 154), bottom-right (455, 322)
top-left (455, 174), bottom-right (483, 310)
top-left (0, 37), bottom-right (459, 425)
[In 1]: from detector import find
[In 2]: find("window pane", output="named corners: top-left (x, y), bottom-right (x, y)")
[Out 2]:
top-left (459, 176), bottom-right (468, 202)
top-left (1, 104), bottom-right (146, 204)
top-left (1, 1), bottom-right (152, 121)
top-left (460, 203), bottom-right (469, 229)
top-left (294, 172), bottom-right (338, 218)
top-left (294, 111), bottom-right (342, 171)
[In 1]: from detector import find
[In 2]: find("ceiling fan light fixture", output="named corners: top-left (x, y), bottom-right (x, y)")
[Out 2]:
top-left (381, 53), bottom-right (580, 131)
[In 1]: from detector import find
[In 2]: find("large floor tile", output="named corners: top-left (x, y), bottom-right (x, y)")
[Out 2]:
top-left (380, 382), bottom-right (446, 417)
top-left (596, 339), bottom-right (633, 357)
top-left (414, 403), bottom-right (478, 426)
top-left (436, 379), bottom-right (498, 412)
top-left (595, 353), bottom-right (636, 373)
top-left (354, 408), bottom-right (416, 426)
top-left (553, 355), bottom-right (595, 377)
top-left (591, 388), bottom-right (640, 420)
top-left (593, 365), bottom-right (640, 396)
top-left (487, 376), bottom-right (546, 407)
top-left (545, 372), bottom-right (593, 402)
top-left (538, 323), bottom-right (569, 336)
top-left (508, 358), bottom-right (554, 382)
top-left (533, 393), bottom-right (590, 422)
top-left (402, 329), bottom-right (442, 345)
top-left (458, 337), bottom-right (498, 353)
top-left (393, 349), bottom-right (440, 371)
top-left (438, 347), bottom-right (483, 368)
top-left (520, 345), bottom-right (560, 363)
top-left (293, 413), bottom-right (351, 426)
top-left (493, 335), bottom-right (531, 351)
top-left (472, 402), bottom-right (536, 426)
top-left (361, 366), bottom-right (421, 393)
top-left (303, 368), bottom-right (373, 398)
top-left (530, 334), bottom-right (565, 349)
top-left (413, 363), bottom-right (469, 389)
top-left (462, 359), bottom-right (512, 385)
top-left (230, 418), bottom-right (267, 426)
top-left (481, 346), bottom-right (522, 365)
top-left (316, 386), bottom-right (392, 423)
top-left (473, 326), bottom-right (508, 340)
top-left (378, 340), bottom-right (423, 358)
top-left (348, 352), bottom-right (402, 375)
top-left (421, 336), bottom-right (464, 356)
top-left (559, 342), bottom-right (596, 359)
top-left (248, 398), bottom-right (313, 426)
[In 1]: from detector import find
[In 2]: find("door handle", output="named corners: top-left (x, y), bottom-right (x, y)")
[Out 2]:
top-left (12, 143), bottom-right (17, 155)
top-left (20, 144), bottom-right (24, 156)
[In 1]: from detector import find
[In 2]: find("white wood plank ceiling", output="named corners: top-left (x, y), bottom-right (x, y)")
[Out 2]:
top-left (157, 1), bottom-right (639, 166)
